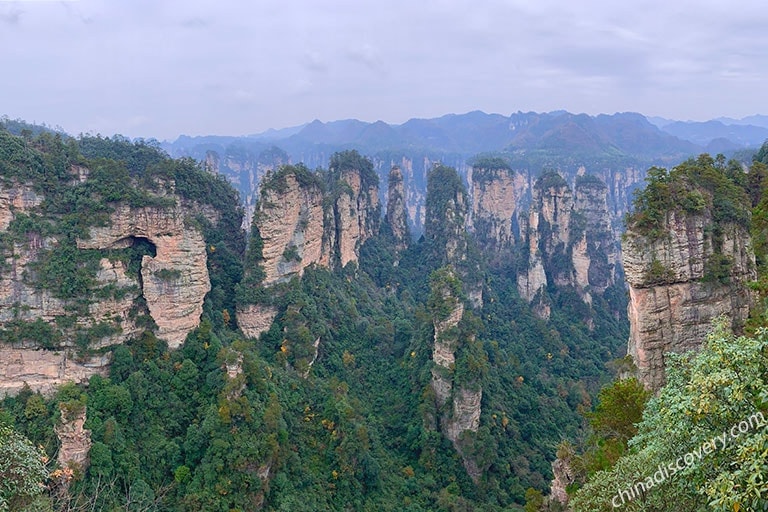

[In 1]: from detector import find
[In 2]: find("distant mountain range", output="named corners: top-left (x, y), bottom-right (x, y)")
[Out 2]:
top-left (166, 110), bottom-right (708, 164)
top-left (165, 110), bottom-right (768, 172)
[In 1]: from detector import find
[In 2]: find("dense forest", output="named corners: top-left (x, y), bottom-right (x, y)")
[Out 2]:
top-left (3, 119), bottom-right (767, 511)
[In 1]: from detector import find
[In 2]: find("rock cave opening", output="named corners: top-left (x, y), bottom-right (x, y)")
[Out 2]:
top-left (116, 236), bottom-right (157, 280)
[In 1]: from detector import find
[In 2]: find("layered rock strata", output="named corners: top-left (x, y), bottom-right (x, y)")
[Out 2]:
top-left (623, 211), bottom-right (755, 389)
top-left (0, 178), bottom-right (214, 393)
top-left (0, 349), bottom-right (109, 396)
top-left (78, 204), bottom-right (211, 349)
top-left (237, 164), bottom-right (380, 338)
top-left (429, 270), bottom-right (482, 482)
top-left (386, 166), bottom-right (410, 251)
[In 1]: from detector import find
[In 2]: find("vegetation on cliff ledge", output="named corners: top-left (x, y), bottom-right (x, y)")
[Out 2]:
top-left (0, 128), bottom-right (629, 510)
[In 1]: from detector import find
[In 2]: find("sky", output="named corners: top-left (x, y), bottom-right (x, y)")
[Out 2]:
top-left (1, 0), bottom-right (767, 140)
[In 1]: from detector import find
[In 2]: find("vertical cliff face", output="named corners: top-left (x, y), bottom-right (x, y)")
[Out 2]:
top-left (623, 158), bottom-right (758, 389)
top-left (537, 173), bottom-right (574, 287)
top-left (469, 164), bottom-right (528, 252)
top-left (0, 183), bottom-right (42, 230)
top-left (0, 185), bottom-right (212, 393)
top-left (78, 204), bottom-right (212, 349)
top-left (254, 170), bottom-right (329, 287)
top-left (516, 172), bottom-right (617, 311)
top-left (623, 212), bottom-right (755, 389)
top-left (237, 156), bottom-right (381, 339)
top-left (386, 166), bottom-right (410, 251)
top-left (428, 268), bottom-right (482, 482)
top-left (572, 175), bottom-right (619, 297)
top-left (517, 209), bottom-right (550, 318)
top-left (333, 167), bottom-right (380, 267)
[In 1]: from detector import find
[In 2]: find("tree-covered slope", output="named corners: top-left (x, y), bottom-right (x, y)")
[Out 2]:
top-left (0, 128), bottom-right (629, 510)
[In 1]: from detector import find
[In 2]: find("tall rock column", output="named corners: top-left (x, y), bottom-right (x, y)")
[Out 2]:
top-left (425, 165), bottom-right (482, 307)
top-left (427, 267), bottom-right (483, 482)
top-left (332, 166), bottom-right (380, 267)
top-left (236, 165), bottom-right (327, 339)
top-left (570, 174), bottom-right (619, 303)
top-left (469, 163), bottom-right (527, 252)
top-left (238, 152), bottom-right (381, 339)
top-left (623, 161), bottom-right (756, 389)
top-left (386, 166), bottom-right (410, 251)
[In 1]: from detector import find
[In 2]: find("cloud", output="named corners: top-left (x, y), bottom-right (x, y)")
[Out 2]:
top-left (180, 17), bottom-right (210, 29)
top-left (346, 43), bottom-right (384, 73)
top-left (302, 51), bottom-right (327, 73)
top-left (3, 0), bottom-right (768, 138)
top-left (0, 5), bottom-right (22, 25)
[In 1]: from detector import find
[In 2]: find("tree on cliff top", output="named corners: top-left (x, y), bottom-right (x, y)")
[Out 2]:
top-left (329, 149), bottom-right (378, 190)
top-left (626, 154), bottom-right (750, 241)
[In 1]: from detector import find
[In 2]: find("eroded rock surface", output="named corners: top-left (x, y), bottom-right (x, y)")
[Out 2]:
top-left (78, 204), bottom-right (211, 348)
top-left (623, 210), bottom-right (755, 389)
top-left (0, 348), bottom-right (109, 396)
top-left (386, 166), bottom-right (410, 251)
top-left (429, 271), bottom-right (483, 482)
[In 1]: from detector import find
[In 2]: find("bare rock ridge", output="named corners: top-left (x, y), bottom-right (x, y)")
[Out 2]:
top-left (623, 210), bottom-right (755, 389)
top-left (428, 268), bottom-right (483, 482)
top-left (385, 165), bottom-right (410, 251)
top-left (516, 172), bottom-right (618, 318)
top-left (237, 161), bottom-right (380, 339)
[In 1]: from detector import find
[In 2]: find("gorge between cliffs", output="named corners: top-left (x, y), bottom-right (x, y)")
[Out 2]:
top-left (1, 124), bottom-right (767, 511)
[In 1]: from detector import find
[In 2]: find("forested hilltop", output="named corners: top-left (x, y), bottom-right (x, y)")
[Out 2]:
top-left (0, 119), bottom-right (636, 511)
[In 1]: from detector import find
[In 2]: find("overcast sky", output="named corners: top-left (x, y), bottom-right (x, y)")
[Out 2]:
top-left (2, 0), bottom-right (766, 140)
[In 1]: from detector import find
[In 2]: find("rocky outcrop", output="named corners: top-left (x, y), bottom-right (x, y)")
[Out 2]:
top-left (386, 166), bottom-right (410, 251)
top-left (549, 455), bottom-right (575, 507)
top-left (333, 168), bottom-right (380, 267)
top-left (78, 204), bottom-right (211, 348)
top-left (517, 209), bottom-right (550, 318)
top-left (429, 269), bottom-right (482, 482)
top-left (238, 161), bottom-right (380, 339)
top-left (253, 171), bottom-right (328, 287)
top-left (0, 183), bottom-right (42, 230)
top-left (623, 210), bottom-right (755, 389)
top-left (0, 239), bottom-right (141, 349)
top-left (0, 186), bottom-right (211, 349)
top-left (0, 348), bottom-right (109, 396)
top-left (469, 165), bottom-right (527, 252)
top-left (55, 403), bottom-right (92, 471)
top-left (571, 175), bottom-right (619, 301)
top-left (516, 172), bottom-right (617, 312)
top-left (0, 172), bottom-right (217, 393)
top-left (237, 304), bottom-right (279, 340)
